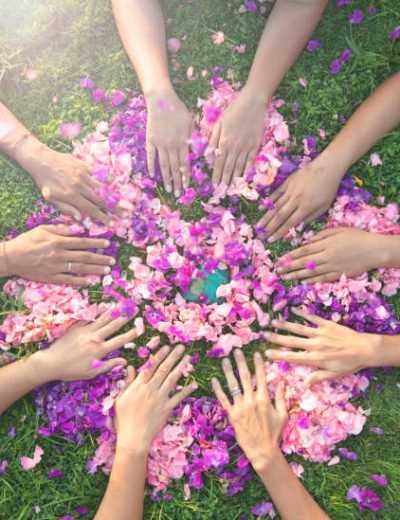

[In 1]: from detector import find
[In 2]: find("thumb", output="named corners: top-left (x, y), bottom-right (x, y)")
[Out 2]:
top-left (304, 370), bottom-right (335, 388)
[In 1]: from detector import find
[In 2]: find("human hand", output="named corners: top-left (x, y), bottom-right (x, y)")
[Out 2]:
top-left (5, 224), bottom-right (115, 285)
top-left (146, 89), bottom-right (194, 197)
top-left (276, 227), bottom-right (388, 284)
top-left (265, 308), bottom-right (379, 387)
top-left (258, 157), bottom-right (342, 242)
top-left (210, 88), bottom-right (265, 190)
top-left (21, 143), bottom-right (112, 225)
top-left (212, 349), bottom-right (288, 473)
top-left (114, 345), bottom-right (197, 452)
top-left (34, 311), bottom-right (142, 382)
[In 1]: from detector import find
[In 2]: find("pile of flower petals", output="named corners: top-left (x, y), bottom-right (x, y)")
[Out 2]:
top-left (1, 79), bottom-right (400, 498)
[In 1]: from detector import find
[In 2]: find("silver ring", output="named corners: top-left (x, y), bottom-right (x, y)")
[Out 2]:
top-left (67, 261), bottom-right (72, 273)
top-left (230, 387), bottom-right (241, 398)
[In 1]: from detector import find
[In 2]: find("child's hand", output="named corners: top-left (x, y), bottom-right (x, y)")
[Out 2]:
top-left (146, 89), bottom-right (194, 197)
top-left (115, 345), bottom-right (197, 453)
top-left (258, 158), bottom-right (341, 242)
top-left (265, 308), bottom-right (379, 387)
top-left (5, 224), bottom-right (115, 285)
top-left (212, 349), bottom-right (288, 473)
top-left (210, 88), bottom-right (265, 190)
top-left (276, 227), bottom-right (388, 284)
top-left (35, 311), bottom-right (141, 382)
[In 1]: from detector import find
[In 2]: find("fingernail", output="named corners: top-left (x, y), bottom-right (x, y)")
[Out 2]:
top-left (285, 274), bottom-right (292, 281)
top-left (123, 211), bottom-right (129, 218)
top-left (233, 349), bottom-right (242, 357)
top-left (104, 266), bottom-right (111, 274)
top-left (211, 377), bottom-right (218, 385)
top-left (177, 344), bottom-right (185, 354)
top-left (254, 352), bottom-right (262, 360)
top-left (162, 346), bottom-right (170, 354)
top-left (175, 189), bottom-right (181, 197)
top-left (271, 319), bottom-right (278, 327)
top-left (191, 382), bottom-right (198, 390)
top-left (104, 240), bottom-right (110, 247)
top-left (109, 258), bottom-right (116, 266)
top-left (276, 267), bottom-right (283, 274)
top-left (166, 185), bottom-right (172, 193)
top-left (263, 331), bottom-right (270, 339)
top-left (265, 350), bottom-right (273, 359)
top-left (267, 236), bottom-right (275, 243)
top-left (222, 358), bottom-right (229, 366)
top-left (109, 220), bottom-right (115, 227)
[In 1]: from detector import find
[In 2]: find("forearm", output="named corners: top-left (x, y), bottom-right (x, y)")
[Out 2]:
top-left (95, 447), bottom-right (147, 520)
top-left (111, 0), bottom-right (172, 96)
top-left (0, 352), bottom-right (48, 415)
top-left (257, 450), bottom-right (329, 520)
top-left (245, 0), bottom-right (327, 102)
top-left (320, 72), bottom-right (400, 175)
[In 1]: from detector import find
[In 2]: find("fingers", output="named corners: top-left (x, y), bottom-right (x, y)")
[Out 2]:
top-left (98, 315), bottom-right (131, 339)
top-left (233, 349), bottom-right (252, 395)
top-left (51, 274), bottom-right (89, 286)
top-left (271, 318), bottom-right (317, 338)
top-left (211, 377), bottom-right (232, 411)
top-left (274, 381), bottom-right (288, 423)
top-left (51, 199), bottom-right (82, 221)
top-left (147, 143), bottom-right (156, 178)
top-left (258, 193), bottom-right (290, 229)
top-left (304, 370), bottom-right (336, 388)
top-left (291, 308), bottom-right (328, 327)
top-left (300, 272), bottom-right (340, 284)
top-left (138, 345), bottom-right (171, 382)
top-left (222, 357), bottom-right (242, 401)
top-left (125, 365), bottom-right (136, 385)
top-left (281, 263), bottom-right (331, 283)
top-left (212, 148), bottom-right (227, 187)
top-left (268, 207), bottom-right (310, 243)
top-left (88, 309), bottom-right (114, 331)
top-left (81, 184), bottom-right (107, 211)
top-left (150, 344), bottom-right (185, 387)
top-left (179, 145), bottom-right (190, 189)
top-left (168, 149), bottom-right (182, 197)
top-left (68, 251), bottom-right (115, 267)
top-left (264, 331), bottom-right (316, 350)
top-left (66, 262), bottom-right (111, 276)
top-left (98, 357), bottom-right (127, 375)
top-left (168, 380), bottom-right (198, 410)
top-left (63, 236), bottom-right (111, 250)
top-left (254, 351), bottom-right (268, 400)
top-left (103, 325), bottom-right (142, 353)
top-left (75, 196), bottom-right (110, 225)
top-left (243, 148), bottom-right (257, 178)
top-left (158, 148), bottom-right (172, 193)
top-left (208, 121), bottom-right (221, 150)
top-left (265, 349), bottom-right (320, 367)
top-left (279, 242), bottom-right (323, 264)
top-left (221, 152), bottom-right (237, 188)
top-left (162, 354), bottom-right (191, 392)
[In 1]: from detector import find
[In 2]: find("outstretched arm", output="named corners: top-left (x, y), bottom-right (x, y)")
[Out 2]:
top-left (0, 102), bottom-right (111, 224)
top-left (260, 71), bottom-right (400, 241)
top-left (95, 345), bottom-right (197, 520)
top-left (111, 0), bottom-right (193, 196)
top-left (0, 312), bottom-right (140, 415)
top-left (212, 349), bottom-right (329, 520)
top-left (210, 0), bottom-right (327, 188)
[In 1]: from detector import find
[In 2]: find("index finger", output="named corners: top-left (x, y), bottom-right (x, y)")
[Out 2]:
top-left (211, 377), bottom-right (232, 412)
top-left (254, 352), bottom-right (268, 401)
top-left (63, 236), bottom-right (112, 250)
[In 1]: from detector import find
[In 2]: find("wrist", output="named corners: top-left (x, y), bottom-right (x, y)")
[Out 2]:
top-left (116, 437), bottom-right (150, 458)
top-left (378, 234), bottom-right (400, 269)
top-left (16, 137), bottom-right (51, 181)
top-left (24, 351), bottom-right (53, 386)
top-left (143, 83), bottom-right (176, 100)
top-left (0, 240), bottom-right (13, 277)
top-left (312, 149), bottom-right (346, 182)
top-left (241, 82), bottom-right (270, 106)
top-left (254, 446), bottom-right (286, 476)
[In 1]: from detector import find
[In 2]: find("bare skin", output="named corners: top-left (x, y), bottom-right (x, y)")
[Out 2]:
top-left (0, 224), bottom-right (115, 285)
top-left (95, 346), bottom-right (197, 520)
top-left (111, 0), bottom-right (193, 196)
top-left (212, 349), bottom-right (329, 520)
top-left (0, 102), bottom-right (113, 224)
top-left (0, 312), bottom-right (142, 415)
top-left (112, 0), bottom-right (327, 192)
top-left (260, 71), bottom-right (400, 240)
top-left (276, 227), bottom-right (400, 284)
top-left (265, 308), bottom-right (400, 387)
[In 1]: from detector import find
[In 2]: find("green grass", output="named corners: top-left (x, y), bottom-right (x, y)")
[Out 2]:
top-left (0, 0), bottom-right (400, 518)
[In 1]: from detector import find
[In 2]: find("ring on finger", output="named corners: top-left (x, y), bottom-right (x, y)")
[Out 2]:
top-left (67, 261), bottom-right (72, 273)
top-left (230, 386), bottom-right (242, 398)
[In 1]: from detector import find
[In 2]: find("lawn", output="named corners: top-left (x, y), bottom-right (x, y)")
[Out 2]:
top-left (0, 0), bottom-right (400, 519)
